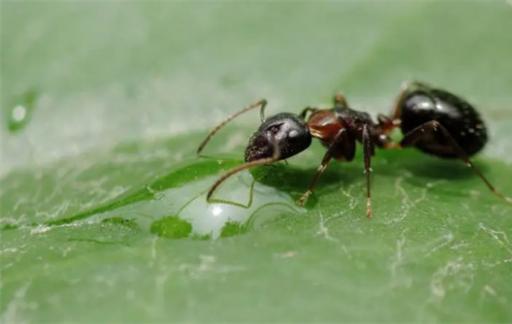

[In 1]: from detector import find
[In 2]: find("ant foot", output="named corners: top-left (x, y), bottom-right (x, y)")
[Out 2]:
top-left (297, 191), bottom-right (312, 207)
top-left (366, 198), bottom-right (373, 219)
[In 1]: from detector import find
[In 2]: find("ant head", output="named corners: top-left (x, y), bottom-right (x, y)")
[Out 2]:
top-left (245, 113), bottom-right (312, 162)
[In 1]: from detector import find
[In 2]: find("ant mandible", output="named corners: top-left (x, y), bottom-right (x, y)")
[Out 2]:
top-left (197, 81), bottom-right (511, 218)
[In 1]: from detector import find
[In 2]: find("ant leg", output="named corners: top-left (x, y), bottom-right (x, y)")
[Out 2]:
top-left (400, 120), bottom-right (512, 204)
top-left (380, 81), bottom-right (434, 134)
top-left (391, 81), bottom-right (434, 120)
top-left (362, 124), bottom-right (374, 218)
top-left (297, 129), bottom-right (348, 206)
top-left (390, 81), bottom-right (413, 120)
top-left (299, 106), bottom-right (319, 120)
top-left (391, 81), bottom-right (427, 119)
top-left (197, 99), bottom-right (267, 155)
top-left (334, 92), bottom-right (349, 108)
top-left (297, 152), bottom-right (333, 207)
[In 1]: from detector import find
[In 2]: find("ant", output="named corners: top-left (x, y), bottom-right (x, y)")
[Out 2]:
top-left (197, 81), bottom-right (510, 218)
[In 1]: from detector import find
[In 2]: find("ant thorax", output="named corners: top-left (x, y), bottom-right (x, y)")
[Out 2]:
top-left (307, 110), bottom-right (344, 143)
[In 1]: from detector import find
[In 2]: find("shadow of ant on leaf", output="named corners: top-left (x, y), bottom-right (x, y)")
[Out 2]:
top-left (250, 161), bottom-right (361, 208)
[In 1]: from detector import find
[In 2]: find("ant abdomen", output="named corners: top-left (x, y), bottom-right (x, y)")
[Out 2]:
top-left (397, 82), bottom-right (488, 158)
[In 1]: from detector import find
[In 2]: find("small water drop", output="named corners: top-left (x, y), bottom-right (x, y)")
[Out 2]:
top-left (7, 89), bottom-right (38, 132)
top-left (11, 105), bottom-right (27, 122)
top-left (174, 172), bottom-right (302, 239)
top-left (91, 171), bottom-right (302, 239)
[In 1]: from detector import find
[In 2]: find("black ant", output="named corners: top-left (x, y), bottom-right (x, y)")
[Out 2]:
top-left (197, 81), bottom-right (510, 218)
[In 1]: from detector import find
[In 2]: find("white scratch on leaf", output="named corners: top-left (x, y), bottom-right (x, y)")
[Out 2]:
top-left (390, 230), bottom-right (407, 280)
top-left (429, 257), bottom-right (475, 302)
top-left (1, 281), bottom-right (32, 324)
top-left (449, 241), bottom-right (469, 251)
top-left (30, 225), bottom-right (51, 235)
top-left (0, 248), bottom-right (18, 254)
top-left (149, 237), bottom-right (158, 268)
top-left (340, 187), bottom-right (358, 210)
top-left (479, 223), bottom-right (512, 255)
top-left (425, 232), bottom-right (454, 257)
top-left (274, 251), bottom-right (298, 259)
top-left (480, 284), bottom-right (508, 306)
top-left (177, 255), bottom-right (245, 279)
top-left (316, 212), bottom-right (339, 242)
top-left (385, 176), bottom-right (411, 223)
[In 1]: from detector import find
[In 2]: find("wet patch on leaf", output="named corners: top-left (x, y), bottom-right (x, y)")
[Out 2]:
top-left (150, 216), bottom-right (193, 239)
top-left (220, 221), bottom-right (247, 238)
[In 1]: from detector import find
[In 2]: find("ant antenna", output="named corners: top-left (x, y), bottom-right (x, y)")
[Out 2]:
top-left (196, 99), bottom-right (268, 155)
top-left (206, 137), bottom-right (280, 203)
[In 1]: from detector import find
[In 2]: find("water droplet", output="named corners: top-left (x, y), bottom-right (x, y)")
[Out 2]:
top-left (171, 172), bottom-right (301, 239)
top-left (90, 171), bottom-right (302, 239)
top-left (11, 105), bottom-right (27, 122)
top-left (7, 89), bottom-right (38, 132)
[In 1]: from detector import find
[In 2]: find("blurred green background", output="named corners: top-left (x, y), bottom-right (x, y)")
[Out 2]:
top-left (1, 1), bottom-right (512, 322)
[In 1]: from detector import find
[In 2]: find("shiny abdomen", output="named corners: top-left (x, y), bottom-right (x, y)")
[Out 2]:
top-left (399, 89), bottom-right (488, 158)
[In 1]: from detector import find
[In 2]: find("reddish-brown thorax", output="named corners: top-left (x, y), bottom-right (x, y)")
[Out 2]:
top-left (307, 110), bottom-right (344, 145)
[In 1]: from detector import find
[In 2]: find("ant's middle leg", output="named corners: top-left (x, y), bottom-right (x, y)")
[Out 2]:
top-left (399, 120), bottom-right (511, 204)
top-left (297, 151), bottom-right (333, 207)
top-left (376, 81), bottom-right (436, 140)
top-left (297, 128), bottom-right (348, 207)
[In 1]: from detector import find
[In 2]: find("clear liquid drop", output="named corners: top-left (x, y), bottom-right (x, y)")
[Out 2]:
top-left (87, 171), bottom-right (302, 239)
top-left (7, 89), bottom-right (38, 132)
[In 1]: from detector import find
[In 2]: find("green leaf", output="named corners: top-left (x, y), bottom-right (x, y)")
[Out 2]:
top-left (2, 1), bottom-right (512, 322)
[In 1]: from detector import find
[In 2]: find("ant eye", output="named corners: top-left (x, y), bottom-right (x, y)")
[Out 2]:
top-left (268, 124), bottom-right (281, 134)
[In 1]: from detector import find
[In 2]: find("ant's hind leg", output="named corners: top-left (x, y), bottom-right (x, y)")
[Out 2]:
top-left (196, 99), bottom-right (268, 155)
top-left (400, 120), bottom-right (512, 204)
top-left (391, 81), bottom-right (429, 120)
top-left (299, 106), bottom-right (320, 120)
top-left (380, 81), bottom-right (435, 134)
top-left (333, 92), bottom-right (349, 108)
top-left (376, 82), bottom-right (418, 134)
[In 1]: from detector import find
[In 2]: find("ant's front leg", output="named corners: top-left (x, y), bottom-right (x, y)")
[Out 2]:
top-left (297, 129), bottom-right (348, 207)
top-left (400, 120), bottom-right (511, 204)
